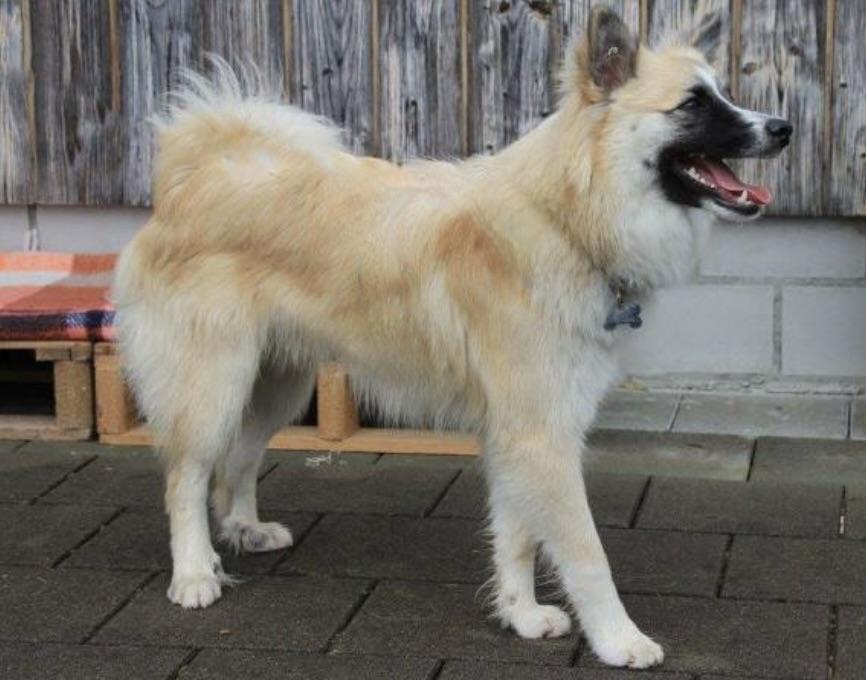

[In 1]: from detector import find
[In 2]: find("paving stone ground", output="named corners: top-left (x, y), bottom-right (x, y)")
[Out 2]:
top-left (1, 432), bottom-right (864, 679)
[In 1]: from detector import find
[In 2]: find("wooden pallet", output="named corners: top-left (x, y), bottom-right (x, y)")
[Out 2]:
top-left (0, 341), bottom-right (93, 441)
top-left (94, 343), bottom-right (480, 456)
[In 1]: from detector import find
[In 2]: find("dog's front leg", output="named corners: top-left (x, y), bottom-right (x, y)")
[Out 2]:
top-left (485, 435), bottom-right (663, 668)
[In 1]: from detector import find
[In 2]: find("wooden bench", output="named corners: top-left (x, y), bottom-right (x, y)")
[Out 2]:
top-left (0, 341), bottom-right (93, 441)
top-left (93, 343), bottom-right (480, 455)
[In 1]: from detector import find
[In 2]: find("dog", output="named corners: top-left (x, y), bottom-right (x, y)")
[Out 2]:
top-left (113, 8), bottom-right (790, 669)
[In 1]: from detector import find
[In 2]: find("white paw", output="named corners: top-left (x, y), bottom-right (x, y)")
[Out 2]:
top-left (220, 519), bottom-right (293, 553)
top-left (167, 573), bottom-right (222, 609)
top-left (591, 626), bottom-right (664, 669)
top-left (503, 604), bottom-right (573, 639)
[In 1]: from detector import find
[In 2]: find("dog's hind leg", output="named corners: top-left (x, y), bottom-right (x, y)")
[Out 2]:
top-left (158, 339), bottom-right (262, 609)
top-left (487, 480), bottom-right (572, 639)
top-left (214, 362), bottom-right (315, 553)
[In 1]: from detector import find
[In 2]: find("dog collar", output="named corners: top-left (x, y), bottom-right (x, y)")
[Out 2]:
top-left (604, 278), bottom-right (642, 331)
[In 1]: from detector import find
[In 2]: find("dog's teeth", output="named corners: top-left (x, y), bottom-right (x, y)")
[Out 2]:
top-left (737, 190), bottom-right (749, 204)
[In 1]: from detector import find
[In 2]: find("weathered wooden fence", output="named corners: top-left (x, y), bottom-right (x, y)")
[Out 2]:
top-left (1, 0), bottom-right (864, 215)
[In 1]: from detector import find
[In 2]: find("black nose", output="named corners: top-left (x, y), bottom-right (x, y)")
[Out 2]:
top-left (766, 118), bottom-right (792, 145)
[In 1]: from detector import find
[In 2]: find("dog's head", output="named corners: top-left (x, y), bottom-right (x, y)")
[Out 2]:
top-left (569, 8), bottom-right (791, 222)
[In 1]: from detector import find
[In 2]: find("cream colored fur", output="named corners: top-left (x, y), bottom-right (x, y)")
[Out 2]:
top-left (113, 17), bottom-right (767, 669)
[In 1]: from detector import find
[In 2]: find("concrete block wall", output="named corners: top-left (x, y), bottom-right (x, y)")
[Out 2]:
top-left (2, 207), bottom-right (864, 393)
top-left (620, 218), bottom-right (866, 392)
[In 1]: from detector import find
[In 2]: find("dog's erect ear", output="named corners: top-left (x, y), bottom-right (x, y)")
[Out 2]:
top-left (685, 10), bottom-right (722, 65)
top-left (585, 7), bottom-right (637, 95)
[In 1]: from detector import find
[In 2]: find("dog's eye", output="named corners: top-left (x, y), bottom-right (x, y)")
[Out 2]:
top-left (677, 96), bottom-right (703, 111)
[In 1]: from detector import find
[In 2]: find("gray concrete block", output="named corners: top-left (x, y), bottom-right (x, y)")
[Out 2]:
top-left (64, 508), bottom-right (316, 575)
top-left (602, 528), bottom-right (727, 597)
top-left (586, 431), bottom-right (753, 481)
top-left (0, 642), bottom-right (189, 680)
top-left (836, 606), bottom-right (866, 680)
top-left (258, 457), bottom-right (458, 516)
top-left (439, 660), bottom-right (687, 680)
top-left (618, 285), bottom-right (774, 375)
top-left (700, 219), bottom-right (866, 278)
top-left (0, 504), bottom-right (119, 566)
top-left (35, 206), bottom-right (149, 253)
top-left (783, 286), bottom-right (866, 376)
top-left (0, 567), bottom-right (149, 643)
top-left (0, 445), bottom-right (93, 503)
top-left (0, 207), bottom-right (29, 250)
top-left (182, 649), bottom-right (437, 680)
top-left (580, 595), bottom-right (827, 678)
top-left (724, 535), bottom-right (866, 604)
top-left (432, 469), bottom-right (647, 528)
top-left (852, 399), bottom-right (866, 440)
top-left (637, 478), bottom-right (842, 538)
top-left (95, 574), bottom-right (367, 651)
top-left (283, 515), bottom-right (488, 582)
top-left (751, 438), bottom-right (866, 485)
top-left (672, 393), bottom-right (849, 438)
top-left (594, 390), bottom-right (678, 431)
top-left (333, 580), bottom-right (577, 665)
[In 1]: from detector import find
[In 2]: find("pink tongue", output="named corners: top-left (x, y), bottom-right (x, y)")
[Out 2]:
top-left (693, 158), bottom-right (773, 206)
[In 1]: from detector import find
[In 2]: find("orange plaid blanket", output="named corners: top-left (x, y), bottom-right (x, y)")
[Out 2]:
top-left (0, 252), bottom-right (116, 341)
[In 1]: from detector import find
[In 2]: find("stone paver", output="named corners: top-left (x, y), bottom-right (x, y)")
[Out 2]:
top-left (0, 504), bottom-right (119, 566)
top-left (283, 514), bottom-right (487, 582)
top-left (602, 528), bottom-right (726, 597)
top-left (333, 580), bottom-right (577, 665)
top-left (580, 595), bottom-right (827, 679)
top-left (672, 393), bottom-right (849, 439)
top-left (836, 606), bottom-right (866, 680)
top-left (258, 455), bottom-right (458, 515)
top-left (64, 508), bottom-right (316, 575)
top-left (0, 444), bottom-right (93, 503)
top-left (851, 399), bottom-right (866, 440)
top-left (433, 469), bottom-right (647, 528)
top-left (1, 434), bottom-right (862, 677)
top-left (637, 477), bottom-right (842, 538)
top-left (180, 649), bottom-right (437, 680)
top-left (438, 660), bottom-right (688, 679)
top-left (593, 390), bottom-right (679, 432)
top-left (0, 567), bottom-right (149, 643)
top-left (39, 446), bottom-right (162, 507)
top-left (586, 431), bottom-right (753, 480)
top-left (724, 535), bottom-right (866, 604)
top-left (751, 438), bottom-right (866, 485)
top-left (94, 574), bottom-right (367, 651)
top-left (0, 641), bottom-right (189, 680)
top-left (842, 486), bottom-right (866, 539)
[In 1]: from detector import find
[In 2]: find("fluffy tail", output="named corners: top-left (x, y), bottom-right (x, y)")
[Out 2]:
top-left (151, 55), bottom-right (345, 204)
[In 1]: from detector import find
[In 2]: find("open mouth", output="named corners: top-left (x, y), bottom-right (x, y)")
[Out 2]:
top-left (672, 155), bottom-right (773, 215)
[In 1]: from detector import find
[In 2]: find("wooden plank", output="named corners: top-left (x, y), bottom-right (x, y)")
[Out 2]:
top-left (30, 0), bottom-right (122, 204)
top-left (53, 360), bottom-right (93, 430)
top-left (828, 1), bottom-right (866, 215)
top-left (315, 362), bottom-right (359, 441)
top-left (102, 424), bottom-right (482, 456)
top-left (0, 340), bottom-right (91, 361)
top-left (291, 0), bottom-right (374, 154)
top-left (646, 0), bottom-right (732, 90)
top-left (0, 415), bottom-right (90, 441)
top-left (378, 0), bottom-right (462, 162)
top-left (119, 0), bottom-right (286, 206)
top-left (94, 351), bottom-right (137, 435)
top-left (0, 0), bottom-right (33, 203)
top-left (469, 0), bottom-right (555, 155)
top-left (736, 0), bottom-right (824, 216)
